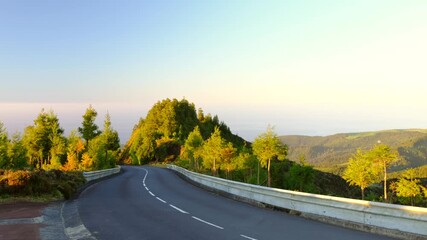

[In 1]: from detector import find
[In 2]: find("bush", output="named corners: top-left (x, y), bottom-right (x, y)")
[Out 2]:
top-left (0, 169), bottom-right (86, 200)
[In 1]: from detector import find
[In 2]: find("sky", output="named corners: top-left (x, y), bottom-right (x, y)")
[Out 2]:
top-left (1, 0), bottom-right (427, 143)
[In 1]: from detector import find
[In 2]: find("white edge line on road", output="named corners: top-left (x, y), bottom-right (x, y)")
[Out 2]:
top-left (156, 197), bottom-right (167, 203)
top-left (148, 191), bottom-right (155, 197)
top-left (169, 204), bottom-right (189, 214)
top-left (191, 216), bottom-right (224, 230)
top-left (240, 234), bottom-right (258, 240)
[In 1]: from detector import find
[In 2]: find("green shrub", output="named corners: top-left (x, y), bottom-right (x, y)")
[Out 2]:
top-left (0, 169), bottom-right (86, 199)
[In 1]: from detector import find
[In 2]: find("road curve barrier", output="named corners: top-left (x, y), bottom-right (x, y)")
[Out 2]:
top-left (167, 164), bottom-right (427, 238)
top-left (83, 166), bottom-right (121, 182)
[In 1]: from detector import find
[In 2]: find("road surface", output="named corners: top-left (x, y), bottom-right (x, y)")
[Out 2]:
top-left (77, 166), bottom-right (393, 240)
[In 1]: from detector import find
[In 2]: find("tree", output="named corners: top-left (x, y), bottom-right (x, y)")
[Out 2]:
top-left (220, 142), bottom-right (236, 179)
top-left (368, 144), bottom-right (400, 201)
top-left (63, 130), bottom-right (85, 171)
top-left (288, 162), bottom-right (316, 192)
top-left (7, 133), bottom-right (28, 169)
top-left (0, 122), bottom-right (9, 168)
top-left (101, 113), bottom-right (120, 166)
top-left (127, 99), bottom-right (198, 162)
top-left (343, 149), bottom-right (376, 200)
top-left (394, 169), bottom-right (424, 206)
top-left (78, 105), bottom-right (101, 147)
top-left (87, 113), bottom-right (120, 170)
top-left (252, 126), bottom-right (287, 187)
top-left (22, 109), bottom-right (64, 168)
top-left (182, 126), bottom-right (204, 170)
top-left (46, 124), bottom-right (67, 170)
top-left (80, 152), bottom-right (93, 171)
top-left (201, 127), bottom-right (224, 176)
top-left (67, 130), bottom-right (85, 160)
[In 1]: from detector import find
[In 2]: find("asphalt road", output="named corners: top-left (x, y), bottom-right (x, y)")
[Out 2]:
top-left (77, 166), bottom-right (393, 240)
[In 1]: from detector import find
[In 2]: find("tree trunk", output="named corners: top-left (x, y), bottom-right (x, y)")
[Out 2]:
top-left (105, 149), bottom-right (108, 168)
top-left (267, 159), bottom-right (271, 187)
top-left (213, 158), bottom-right (216, 176)
top-left (383, 162), bottom-right (387, 201)
top-left (361, 187), bottom-right (365, 200)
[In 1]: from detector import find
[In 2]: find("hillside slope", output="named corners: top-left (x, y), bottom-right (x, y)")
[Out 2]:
top-left (280, 129), bottom-right (427, 174)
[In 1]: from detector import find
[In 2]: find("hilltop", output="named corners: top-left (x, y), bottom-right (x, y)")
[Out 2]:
top-left (280, 129), bottom-right (427, 174)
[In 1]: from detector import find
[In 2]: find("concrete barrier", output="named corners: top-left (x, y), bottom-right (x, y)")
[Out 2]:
top-left (83, 166), bottom-right (121, 182)
top-left (167, 164), bottom-right (427, 238)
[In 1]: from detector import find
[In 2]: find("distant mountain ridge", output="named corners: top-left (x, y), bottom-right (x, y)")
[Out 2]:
top-left (280, 129), bottom-right (427, 174)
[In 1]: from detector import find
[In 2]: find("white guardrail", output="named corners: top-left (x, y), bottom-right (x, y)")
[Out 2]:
top-left (167, 164), bottom-right (427, 237)
top-left (83, 166), bottom-right (121, 182)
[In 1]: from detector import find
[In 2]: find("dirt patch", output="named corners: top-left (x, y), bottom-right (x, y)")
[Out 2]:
top-left (0, 202), bottom-right (48, 219)
top-left (0, 223), bottom-right (42, 240)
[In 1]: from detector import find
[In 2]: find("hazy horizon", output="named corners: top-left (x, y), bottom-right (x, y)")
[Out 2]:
top-left (1, 1), bottom-right (427, 143)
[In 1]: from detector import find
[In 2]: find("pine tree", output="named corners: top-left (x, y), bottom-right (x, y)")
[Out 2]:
top-left (78, 105), bottom-right (101, 147)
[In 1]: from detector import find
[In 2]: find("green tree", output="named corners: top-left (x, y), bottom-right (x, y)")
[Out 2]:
top-left (252, 126), bottom-right (287, 187)
top-left (394, 169), bottom-right (424, 206)
top-left (22, 109), bottom-right (64, 168)
top-left (0, 122), bottom-right (10, 168)
top-left (201, 127), bottom-right (224, 176)
top-left (78, 105), bottom-right (101, 147)
top-left (182, 126), bottom-right (204, 170)
top-left (288, 163), bottom-right (316, 192)
top-left (343, 149), bottom-right (376, 200)
top-left (128, 99), bottom-right (198, 162)
top-left (46, 124), bottom-right (67, 170)
top-left (7, 133), bottom-right (28, 169)
top-left (369, 144), bottom-right (400, 201)
top-left (92, 113), bottom-right (121, 169)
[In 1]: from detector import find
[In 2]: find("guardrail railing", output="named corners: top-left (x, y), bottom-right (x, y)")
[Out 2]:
top-left (83, 166), bottom-right (121, 182)
top-left (167, 164), bottom-right (427, 238)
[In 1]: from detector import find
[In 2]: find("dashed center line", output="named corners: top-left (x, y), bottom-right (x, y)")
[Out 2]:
top-left (156, 197), bottom-right (167, 203)
top-left (169, 204), bottom-right (189, 214)
top-left (141, 167), bottom-right (254, 239)
top-left (240, 234), bottom-right (258, 240)
top-left (191, 216), bottom-right (224, 230)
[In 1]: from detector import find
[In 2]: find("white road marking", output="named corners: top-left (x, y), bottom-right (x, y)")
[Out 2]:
top-left (169, 204), bottom-right (189, 214)
top-left (240, 234), bottom-right (258, 240)
top-left (145, 186), bottom-right (149, 191)
top-left (191, 216), bottom-right (224, 230)
top-left (142, 168), bottom-right (148, 184)
top-left (156, 197), bottom-right (167, 203)
top-left (148, 191), bottom-right (155, 197)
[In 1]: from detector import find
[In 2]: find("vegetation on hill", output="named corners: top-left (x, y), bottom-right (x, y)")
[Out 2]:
top-left (122, 98), bottom-right (358, 198)
top-left (119, 98), bottom-right (247, 165)
top-left (281, 129), bottom-right (427, 175)
top-left (2, 98), bottom-right (425, 206)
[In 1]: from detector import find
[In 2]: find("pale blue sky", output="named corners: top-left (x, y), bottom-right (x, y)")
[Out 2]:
top-left (1, 0), bottom-right (427, 142)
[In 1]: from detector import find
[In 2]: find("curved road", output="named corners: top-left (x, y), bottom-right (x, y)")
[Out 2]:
top-left (77, 166), bottom-right (392, 240)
